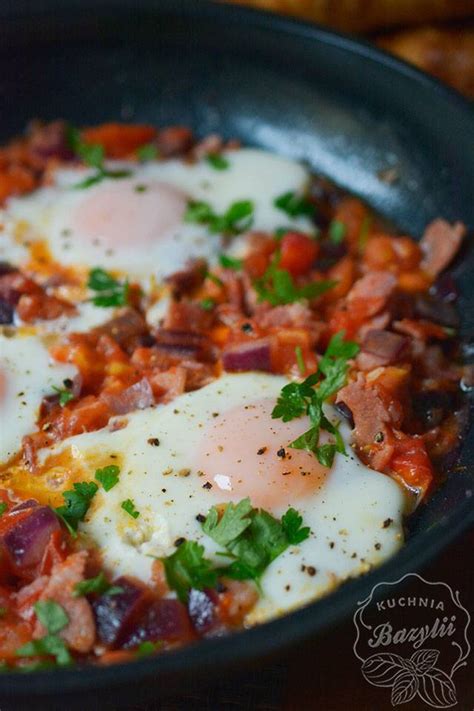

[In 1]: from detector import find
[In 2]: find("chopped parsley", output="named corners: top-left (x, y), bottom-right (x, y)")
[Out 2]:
top-left (66, 125), bottom-right (132, 189)
top-left (274, 191), bottom-right (316, 218)
top-left (328, 219), bottom-right (346, 244)
top-left (272, 332), bottom-right (359, 466)
top-left (55, 481), bottom-right (98, 534)
top-left (295, 345), bottom-right (306, 375)
top-left (254, 254), bottom-right (336, 306)
top-left (73, 572), bottom-right (123, 597)
top-left (87, 267), bottom-right (129, 307)
top-left (219, 253), bottom-right (243, 270)
top-left (206, 154), bottom-right (230, 171)
top-left (136, 143), bottom-right (159, 162)
top-left (185, 199), bottom-right (254, 235)
top-left (52, 379), bottom-right (74, 407)
top-left (161, 541), bottom-right (217, 603)
top-left (135, 641), bottom-right (163, 657)
top-left (199, 298), bottom-right (215, 311)
top-left (95, 465), bottom-right (120, 492)
top-left (121, 498), bottom-right (140, 519)
top-left (202, 498), bottom-right (310, 582)
top-left (0, 502), bottom-right (8, 517)
top-left (16, 600), bottom-right (72, 667)
top-left (160, 500), bottom-right (310, 601)
top-left (358, 215), bottom-right (373, 252)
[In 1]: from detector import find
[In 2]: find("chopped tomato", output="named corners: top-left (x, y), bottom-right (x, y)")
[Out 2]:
top-left (390, 436), bottom-right (434, 496)
top-left (279, 232), bottom-right (319, 277)
top-left (81, 123), bottom-right (157, 158)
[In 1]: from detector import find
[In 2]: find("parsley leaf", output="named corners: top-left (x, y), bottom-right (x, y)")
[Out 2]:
top-left (137, 143), bottom-right (159, 162)
top-left (73, 572), bottom-right (123, 597)
top-left (16, 635), bottom-right (72, 667)
top-left (199, 298), bottom-right (215, 311)
top-left (281, 508), bottom-right (311, 545)
top-left (34, 600), bottom-right (69, 634)
top-left (52, 381), bottom-right (74, 407)
top-left (55, 481), bottom-right (98, 533)
top-left (254, 255), bottom-right (335, 306)
top-left (121, 499), bottom-right (140, 519)
top-left (0, 502), bottom-right (8, 517)
top-left (202, 498), bottom-right (253, 546)
top-left (206, 154), bottom-right (230, 171)
top-left (219, 254), bottom-right (243, 270)
top-left (328, 219), bottom-right (346, 244)
top-left (271, 332), bottom-right (359, 463)
top-left (95, 465), bottom-right (120, 492)
top-left (87, 267), bottom-right (129, 308)
top-left (274, 191), bottom-right (315, 218)
top-left (135, 640), bottom-right (163, 657)
top-left (161, 541), bottom-right (217, 603)
top-left (185, 200), bottom-right (254, 235)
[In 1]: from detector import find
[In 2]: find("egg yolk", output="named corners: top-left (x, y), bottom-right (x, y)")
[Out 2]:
top-left (71, 179), bottom-right (187, 249)
top-left (197, 398), bottom-right (329, 509)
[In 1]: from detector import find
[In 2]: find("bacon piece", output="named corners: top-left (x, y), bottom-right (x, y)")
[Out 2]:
top-left (33, 551), bottom-right (95, 653)
top-left (101, 378), bottom-right (154, 415)
top-left (16, 292), bottom-right (76, 322)
top-left (192, 134), bottom-right (224, 160)
top-left (163, 300), bottom-right (214, 333)
top-left (166, 259), bottom-right (207, 297)
top-left (92, 308), bottom-right (148, 353)
top-left (347, 271), bottom-right (397, 318)
top-left (357, 329), bottom-right (410, 371)
top-left (420, 219), bottom-right (466, 277)
top-left (337, 374), bottom-right (403, 470)
top-left (148, 366), bottom-right (187, 402)
top-left (222, 338), bottom-right (272, 372)
top-left (29, 120), bottom-right (74, 161)
top-left (155, 126), bottom-right (194, 158)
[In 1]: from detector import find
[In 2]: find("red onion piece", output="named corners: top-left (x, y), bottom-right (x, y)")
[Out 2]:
top-left (222, 338), bottom-right (272, 372)
top-left (92, 576), bottom-right (152, 647)
top-left (102, 378), bottom-right (154, 415)
top-left (121, 598), bottom-right (194, 648)
top-left (1, 503), bottom-right (60, 570)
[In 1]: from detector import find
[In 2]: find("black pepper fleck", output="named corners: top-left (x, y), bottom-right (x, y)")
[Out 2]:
top-left (383, 518), bottom-right (393, 528)
top-left (277, 447), bottom-right (286, 459)
top-left (257, 447), bottom-right (267, 455)
top-left (374, 431), bottom-right (384, 443)
top-left (241, 322), bottom-right (253, 333)
top-left (174, 537), bottom-right (186, 547)
top-left (374, 542), bottom-right (382, 550)
top-left (306, 566), bottom-right (316, 577)
top-left (195, 513), bottom-right (206, 523)
top-left (202, 482), bottom-right (212, 490)
top-left (147, 437), bottom-right (160, 446)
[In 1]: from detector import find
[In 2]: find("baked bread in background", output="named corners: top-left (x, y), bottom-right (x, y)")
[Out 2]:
top-left (226, 0), bottom-right (474, 33)
top-left (224, 0), bottom-right (474, 98)
top-left (379, 26), bottom-right (474, 98)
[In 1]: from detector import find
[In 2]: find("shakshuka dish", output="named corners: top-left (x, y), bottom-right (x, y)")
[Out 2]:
top-left (0, 121), bottom-right (469, 670)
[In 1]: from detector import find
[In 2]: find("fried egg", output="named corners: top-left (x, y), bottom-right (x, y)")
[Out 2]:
top-left (4, 149), bottom-right (312, 284)
top-left (31, 373), bottom-right (406, 623)
top-left (0, 331), bottom-right (77, 463)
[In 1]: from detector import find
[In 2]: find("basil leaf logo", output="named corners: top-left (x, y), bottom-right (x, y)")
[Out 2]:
top-left (361, 653), bottom-right (409, 687)
top-left (410, 648), bottom-right (439, 674)
top-left (418, 668), bottom-right (457, 708)
top-left (391, 670), bottom-right (419, 705)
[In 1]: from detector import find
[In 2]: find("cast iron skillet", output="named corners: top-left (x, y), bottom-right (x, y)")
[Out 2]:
top-left (0, 2), bottom-right (473, 708)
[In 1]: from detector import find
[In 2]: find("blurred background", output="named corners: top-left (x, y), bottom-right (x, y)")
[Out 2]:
top-left (223, 0), bottom-right (474, 99)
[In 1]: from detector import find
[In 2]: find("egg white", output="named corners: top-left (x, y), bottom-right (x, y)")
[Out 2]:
top-left (4, 149), bottom-right (312, 284)
top-left (36, 372), bottom-right (406, 623)
top-left (0, 331), bottom-right (77, 463)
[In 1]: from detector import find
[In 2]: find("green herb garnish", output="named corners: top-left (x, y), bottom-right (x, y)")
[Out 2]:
top-left (121, 499), bottom-right (140, 519)
top-left (66, 125), bottom-right (132, 189)
top-left (16, 600), bottom-right (72, 667)
top-left (161, 541), bottom-right (217, 603)
top-left (0, 502), bottom-right (8, 517)
top-left (199, 298), bottom-right (215, 311)
top-left (52, 378), bottom-right (74, 407)
top-left (136, 144), bottom-right (159, 162)
top-left (219, 254), bottom-right (243, 270)
top-left (87, 267), bottom-right (129, 308)
top-left (274, 191), bottom-right (315, 218)
top-left (95, 465), bottom-right (120, 492)
top-left (328, 219), bottom-right (346, 244)
top-left (73, 572), bottom-right (123, 597)
top-left (185, 200), bottom-right (254, 235)
top-left (55, 481), bottom-right (98, 533)
top-left (135, 641), bottom-right (163, 657)
top-left (206, 154), bottom-right (230, 171)
top-left (295, 345), bottom-right (306, 375)
top-left (254, 254), bottom-right (336, 306)
top-left (272, 332), bottom-right (359, 466)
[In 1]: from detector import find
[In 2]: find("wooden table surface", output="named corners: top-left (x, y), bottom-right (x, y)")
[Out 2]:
top-left (115, 527), bottom-right (473, 711)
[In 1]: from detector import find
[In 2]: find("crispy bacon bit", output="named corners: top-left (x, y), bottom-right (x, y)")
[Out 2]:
top-left (357, 329), bottom-right (410, 370)
top-left (101, 378), bottom-right (154, 415)
top-left (34, 551), bottom-right (95, 653)
top-left (420, 219), bottom-right (466, 277)
top-left (163, 300), bottom-right (214, 333)
top-left (166, 259), bottom-right (208, 297)
top-left (347, 271), bottom-right (398, 318)
top-left (29, 120), bottom-right (74, 161)
top-left (92, 308), bottom-right (148, 353)
top-left (192, 134), bottom-right (224, 160)
top-left (155, 126), bottom-right (194, 158)
top-left (16, 292), bottom-right (76, 322)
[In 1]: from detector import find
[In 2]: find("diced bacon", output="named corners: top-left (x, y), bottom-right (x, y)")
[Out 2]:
top-left (101, 378), bottom-right (154, 415)
top-left (34, 551), bottom-right (95, 653)
top-left (16, 292), bottom-right (76, 322)
top-left (163, 300), bottom-right (214, 333)
top-left (148, 366), bottom-right (187, 402)
top-left (347, 271), bottom-right (398, 319)
top-left (155, 126), bottom-right (194, 157)
top-left (192, 134), bottom-right (224, 160)
top-left (357, 330), bottom-right (410, 371)
top-left (337, 374), bottom-right (403, 470)
top-left (420, 219), bottom-right (466, 277)
top-left (92, 308), bottom-right (148, 353)
top-left (393, 318), bottom-right (448, 341)
top-left (166, 259), bottom-right (207, 297)
top-left (357, 312), bottom-right (391, 340)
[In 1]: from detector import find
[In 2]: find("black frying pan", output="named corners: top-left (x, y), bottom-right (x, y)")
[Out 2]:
top-left (0, 2), bottom-right (473, 709)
